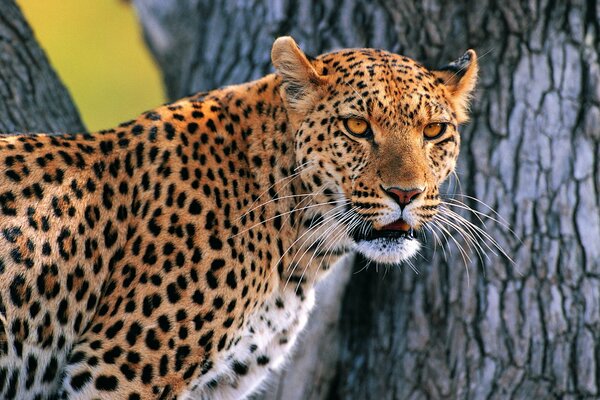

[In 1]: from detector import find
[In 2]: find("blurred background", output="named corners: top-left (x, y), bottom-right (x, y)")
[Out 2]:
top-left (17, 0), bottom-right (163, 131)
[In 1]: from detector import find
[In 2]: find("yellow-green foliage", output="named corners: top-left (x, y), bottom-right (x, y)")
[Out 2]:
top-left (17, 1), bottom-right (164, 131)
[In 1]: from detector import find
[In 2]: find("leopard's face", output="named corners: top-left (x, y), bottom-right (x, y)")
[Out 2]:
top-left (273, 38), bottom-right (478, 265)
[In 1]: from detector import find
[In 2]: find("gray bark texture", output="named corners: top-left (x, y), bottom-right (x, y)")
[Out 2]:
top-left (0, 0), bottom-right (84, 133)
top-left (132, 0), bottom-right (600, 399)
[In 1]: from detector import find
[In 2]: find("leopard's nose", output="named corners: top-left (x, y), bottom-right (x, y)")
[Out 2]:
top-left (383, 186), bottom-right (424, 210)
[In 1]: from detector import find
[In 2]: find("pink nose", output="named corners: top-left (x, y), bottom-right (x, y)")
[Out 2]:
top-left (384, 187), bottom-right (424, 209)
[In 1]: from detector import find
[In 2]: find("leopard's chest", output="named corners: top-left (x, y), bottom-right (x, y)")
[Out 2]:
top-left (184, 285), bottom-right (316, 400)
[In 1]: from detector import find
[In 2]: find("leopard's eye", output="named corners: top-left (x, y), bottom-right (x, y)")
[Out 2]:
top-left (423, 123), bottom-right (447, 140)
top-left (343, 118), bottom-right (371, 137)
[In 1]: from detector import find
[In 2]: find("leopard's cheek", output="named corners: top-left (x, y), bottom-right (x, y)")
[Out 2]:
top-left (428, 138), bottom-right (460, 183)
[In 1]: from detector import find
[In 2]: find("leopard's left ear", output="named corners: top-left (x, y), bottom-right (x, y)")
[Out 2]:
top-left (272, 36), bottom-right (326, 113)
top-left (433, 50), bottom-right (478, 123)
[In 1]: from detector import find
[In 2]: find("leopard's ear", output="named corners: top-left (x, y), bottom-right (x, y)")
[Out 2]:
top-left (433, 50), bottom-right (478, 123)
top-left (271, 36), bottom-right (325, 113)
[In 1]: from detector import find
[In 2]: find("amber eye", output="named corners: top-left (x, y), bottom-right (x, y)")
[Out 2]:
top-left (343, 118), bottom-right (371, 137)
top-left (423, 123), bottom-right (448, 139)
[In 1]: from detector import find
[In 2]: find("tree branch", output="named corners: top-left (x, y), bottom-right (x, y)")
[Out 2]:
top-left (0, 0), bottom-right (84, 133)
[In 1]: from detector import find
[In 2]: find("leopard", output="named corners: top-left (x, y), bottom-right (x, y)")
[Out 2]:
top-left (0, 36), bottom-right (478, 399)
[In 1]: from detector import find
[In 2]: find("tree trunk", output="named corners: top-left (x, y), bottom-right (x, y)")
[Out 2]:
top-left (0, 0), bottom-right (84, 133)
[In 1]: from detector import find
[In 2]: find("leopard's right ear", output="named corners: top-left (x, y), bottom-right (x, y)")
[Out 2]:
top-left (271, 36), bottom-right (325, 113)
top-left (432, 50), bottom-right (478, 123)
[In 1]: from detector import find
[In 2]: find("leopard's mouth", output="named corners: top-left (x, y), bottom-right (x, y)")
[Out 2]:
top-left (351, 218), bottom-right (415, 241)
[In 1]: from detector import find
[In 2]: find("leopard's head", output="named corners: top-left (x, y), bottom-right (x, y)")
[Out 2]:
top-left (272, 37), bottom-right (478, 265)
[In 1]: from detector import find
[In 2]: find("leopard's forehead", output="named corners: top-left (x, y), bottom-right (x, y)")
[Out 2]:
top-left (318, 48), bottom-right (439, 89)
top-left (318, 48), bottom-right (454, 127)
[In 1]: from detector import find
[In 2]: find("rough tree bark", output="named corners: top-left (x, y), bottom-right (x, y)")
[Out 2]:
top-left (0, 0), bottom-right (84, 133)
top-left (132, 0), bottom-right (600, 399)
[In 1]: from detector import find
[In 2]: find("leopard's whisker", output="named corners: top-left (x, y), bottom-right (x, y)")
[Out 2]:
top-left (302, 208), bottom-right (355, 272)
top-left (313, 209), bottom-right (368, 284)
top-left (302, 209), bottom-right (360, 291)
top-left (439, 206), bottom-right (515, 265)
top-left (430, 219), bottom-right (472, 286)
top-left (422, 223), bottom-right (446, 261)
top-left (317, 208), bottom-right (364, 272)
top-left (435, 208), bottom-right (487, 254)
top-left (442, 198), bottom-right (523, 253)
top-left (405, 258), bottom-right (419, 274)
top-left (274, 203), bottom-right (351, 283)
top-left (279, 202), bottom-right (350, 268)
top-left (284, 206), bottom-right (356, 291)
top-left (443, 192), bottom-right (511, 227)
top-left (275, 186), bottom-right (327, 233)
top-left (243, 192), bottom-right (323, 218)
top-left (437, 208), bottom-right (492, 254)
top-left (425, 223), bottom-right (448, 262)
top-left (293, 159), bottom-right (314, 172)
top-left (236, 161), bottom-right (314, 222)
top-left (354, 260), bottom-right (368, 275)
top-left (442, 198), bottom-right (512, 230)
top-left (288, 205), bottom-right (357, 276)
top-left (434, 212), bottom-right (489, 266)
top-left (449, 170), bottom-right (465, 199)
top-left (440, 205), bottom-right (507, 253)
top-left (230, 199), bottom-right (347, 238)
top-left (312, 207), bottom-right (366, 287)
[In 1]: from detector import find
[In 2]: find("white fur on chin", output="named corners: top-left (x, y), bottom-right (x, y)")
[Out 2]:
top-left (354, 237), bottom-right (420, 265)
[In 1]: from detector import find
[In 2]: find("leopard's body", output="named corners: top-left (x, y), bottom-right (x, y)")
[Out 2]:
top-left (0, 37), bottom-right (477, 399)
